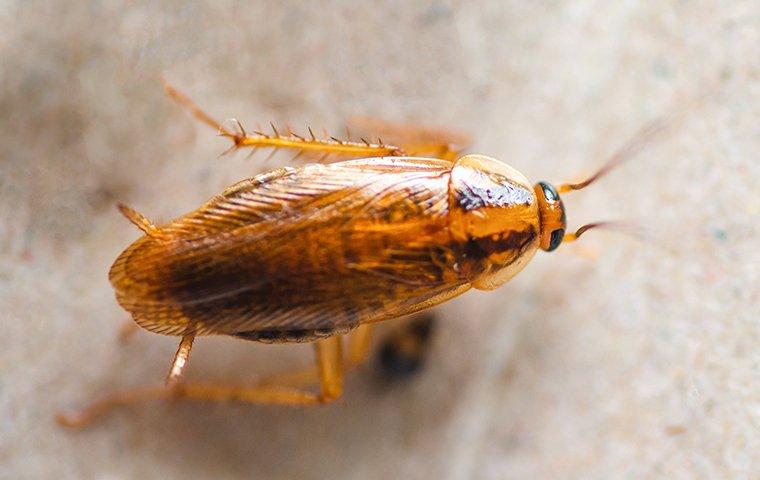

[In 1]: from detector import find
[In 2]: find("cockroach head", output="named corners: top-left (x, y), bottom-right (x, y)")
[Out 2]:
top-left (537, 115), bottom-right (670, 251)
top-left (533, 181), bottom-right (566, 252)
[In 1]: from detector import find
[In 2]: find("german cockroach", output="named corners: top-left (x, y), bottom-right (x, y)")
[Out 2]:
top-left (57, 82), bottom-right (664, 427)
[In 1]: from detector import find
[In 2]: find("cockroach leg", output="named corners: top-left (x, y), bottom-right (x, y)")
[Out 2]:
top-left (56, 336), bottom-right (345, 428)
top-left (346, 324), bottom-right (373, 367)
top-left (256, 326), bottom-right (373, 389)
top-left (165, 334), bottom-right (195, 387)
top-left (254, 366), bottom-right (320, 388)
top-left (314, 335), bottom-right (344, 401)
top-left (162, 79), bottom-right (404, 161)
top-left (116, 203), bottom-right (161, 238)
top-left (161, 78), bottom-right (230, 136)
top-left (346, 116), bottom-right (472, 161)
top-left (56, 385), bottom-right (171, 428)
top-left (389, 139), bottom-right (465, 162)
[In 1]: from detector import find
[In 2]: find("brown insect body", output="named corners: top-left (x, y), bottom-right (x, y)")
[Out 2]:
top-left (110, 154), bottom-right (543, 343)
top-left (58, 83), bottom-right (661, 428)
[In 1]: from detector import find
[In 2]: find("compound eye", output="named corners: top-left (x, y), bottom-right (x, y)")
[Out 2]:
top-left (542, 183), bottom-right (559, 203)
top-left (547, 228), bottom-right (565, 251)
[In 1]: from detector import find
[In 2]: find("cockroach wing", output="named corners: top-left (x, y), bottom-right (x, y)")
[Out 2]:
top-left (109, 157), bottom-right (470, 341)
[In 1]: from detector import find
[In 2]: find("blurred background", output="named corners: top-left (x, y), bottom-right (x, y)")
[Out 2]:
top-left (1, 1), bottom-right (757, 479)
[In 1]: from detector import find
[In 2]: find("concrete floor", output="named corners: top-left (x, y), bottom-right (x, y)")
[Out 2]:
top-left (1, 1), bottom-right (757, 479)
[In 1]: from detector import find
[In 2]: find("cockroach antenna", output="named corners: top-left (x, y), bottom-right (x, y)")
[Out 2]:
top-left (563, 220), bottom-right (645, 243)
top-left (558, 117), bottom-right (670, 194)
top-left (534, 114), bottom-right (679, 251)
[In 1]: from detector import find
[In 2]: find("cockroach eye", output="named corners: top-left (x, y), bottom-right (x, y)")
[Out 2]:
top-left (548, 228), bottom-right (565, 251)
top-left (541, 182), bottom-right (558, 202)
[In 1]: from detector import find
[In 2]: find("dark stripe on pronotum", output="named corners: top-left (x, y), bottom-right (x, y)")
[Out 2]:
top-left (463, 228), bottom-right (536, 261)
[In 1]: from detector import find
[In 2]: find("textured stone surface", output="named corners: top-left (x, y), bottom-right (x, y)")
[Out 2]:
top-left (1, 1), bottom-right (757, 479)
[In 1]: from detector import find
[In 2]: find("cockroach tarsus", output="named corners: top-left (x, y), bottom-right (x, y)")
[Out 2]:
top-left (56, 81), bottom-right (665, 428)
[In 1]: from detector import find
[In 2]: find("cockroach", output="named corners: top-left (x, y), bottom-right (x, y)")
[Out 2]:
top-left (57, 82), bottom-right (665, 427)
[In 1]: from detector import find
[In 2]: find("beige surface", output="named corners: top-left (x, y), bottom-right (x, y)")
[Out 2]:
top-left (1, 1), bottom-right (758, 479)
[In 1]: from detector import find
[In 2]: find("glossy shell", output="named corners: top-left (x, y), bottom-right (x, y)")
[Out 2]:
top-left (110, 155), bottom-right (540, 342)
top-left (110, 158), bottom-right (469, 341)
top-left (448, 154), bottom-right (540, 290)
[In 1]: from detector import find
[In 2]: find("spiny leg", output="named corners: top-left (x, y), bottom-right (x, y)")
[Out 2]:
top-left (56, 336), bottom-right (345, 428)
top-left (162, 80), bottom-right (404, 161)
top-left (347, 116), bottom-right (472, 162)
top-left (263, 317), bottom-right (432, 387)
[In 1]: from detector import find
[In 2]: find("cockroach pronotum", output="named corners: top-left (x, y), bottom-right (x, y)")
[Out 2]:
top-left (57, 82), bottom-right (666, 427)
